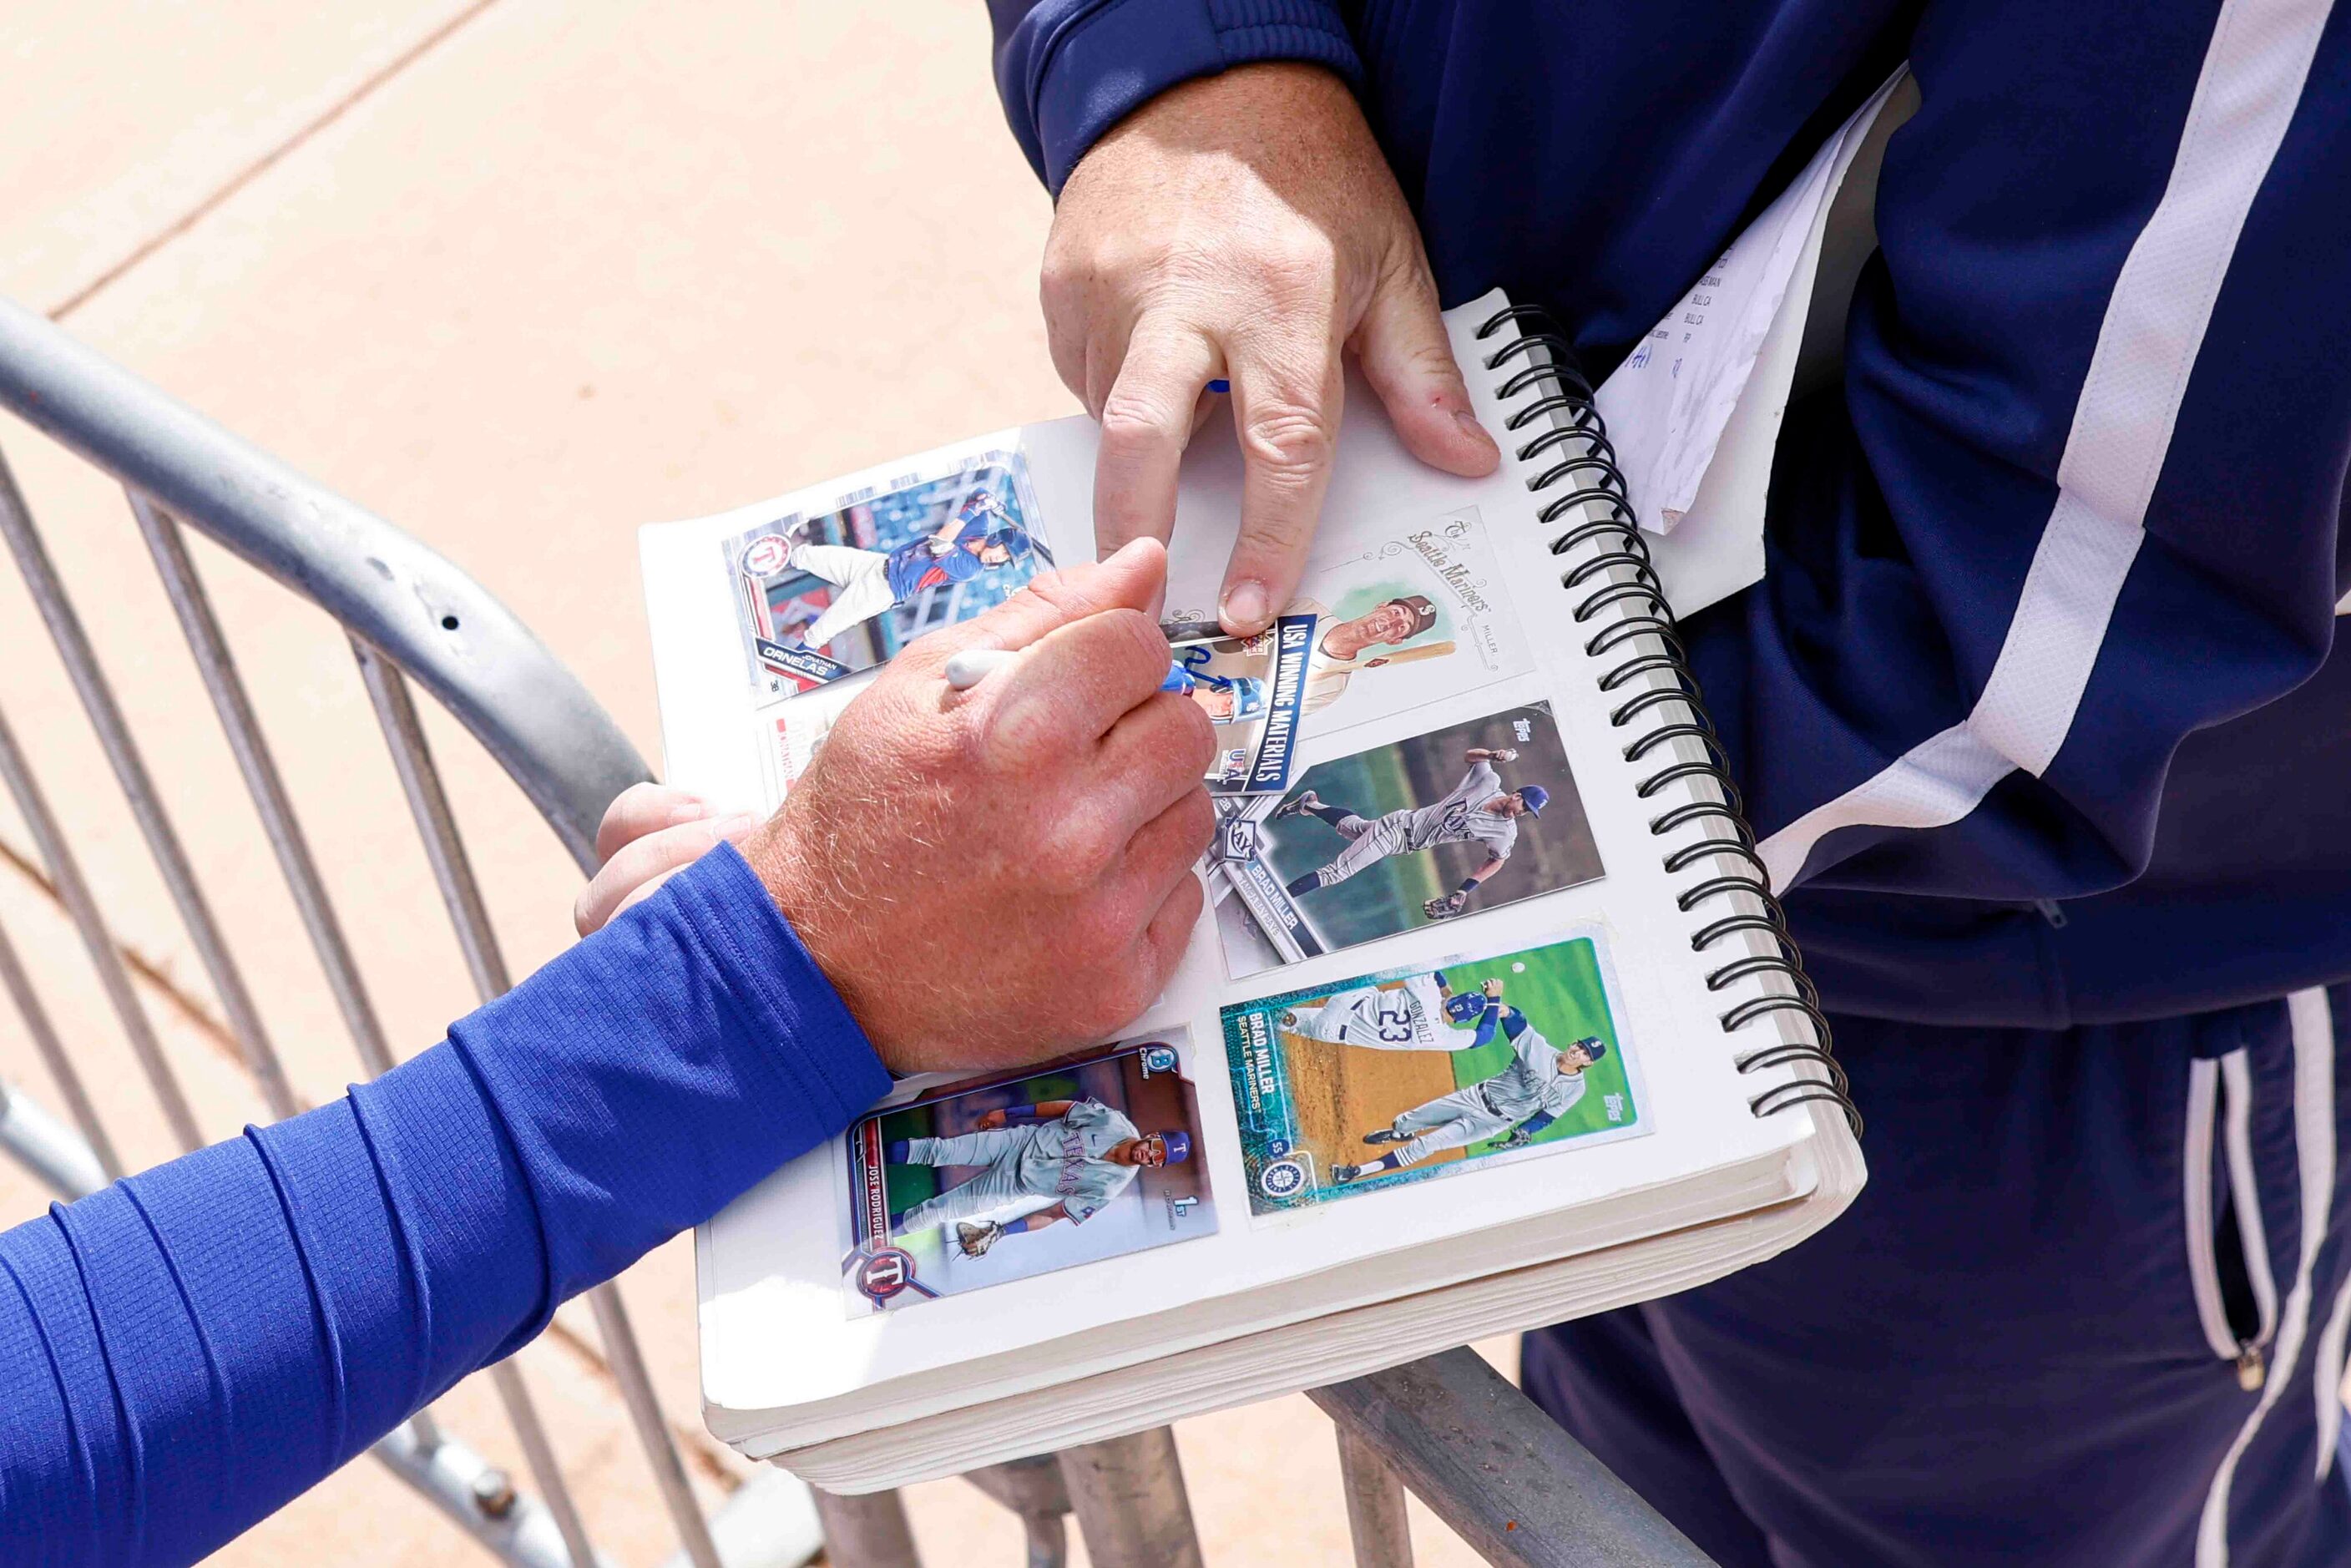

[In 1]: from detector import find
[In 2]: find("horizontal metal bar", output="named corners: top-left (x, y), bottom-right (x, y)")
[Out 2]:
top-left (1310, 1349), bottom-right (1716, 1568)
top-left (0, 296), bottom-right (649, 868)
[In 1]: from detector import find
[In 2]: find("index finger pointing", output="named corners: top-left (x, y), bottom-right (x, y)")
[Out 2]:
top-left (1221, 334), bottom-right (1342, 635)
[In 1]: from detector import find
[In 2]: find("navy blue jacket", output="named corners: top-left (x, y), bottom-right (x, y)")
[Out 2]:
top-left (991, 0), bottom-right (2351, 1027)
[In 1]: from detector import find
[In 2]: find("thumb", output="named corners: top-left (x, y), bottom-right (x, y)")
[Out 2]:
top-left (924, 537), bottom-right (1168, 659)
top-left (1352, 247), bottom-right (1500, 478)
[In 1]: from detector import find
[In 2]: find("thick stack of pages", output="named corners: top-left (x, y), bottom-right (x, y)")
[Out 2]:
top-left (642, 260), bottom-right (1878, 1486)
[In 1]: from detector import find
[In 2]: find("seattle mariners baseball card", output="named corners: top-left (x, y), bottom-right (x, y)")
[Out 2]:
top-left (837, 1035), bottom-right (1218, 1314)
top-left (1222, 932), bottom-right (1645, 1215)
top-left (726, 448), bottom-right (1049, 701)
top-left (1160, 503), bottom-right (1534, 740)
top-left (1210, 703), bottom-right (1604, 976)
top-left (1162, 612), bottom-right (1319, 795)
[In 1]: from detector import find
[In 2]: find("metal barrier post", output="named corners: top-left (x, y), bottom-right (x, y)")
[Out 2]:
top-left (1336, 1426), bottom-right (1415, 1568)
top-left (1057, 1429), bottom-right (1203, 1568)
top-left (810, 1489), bottom-right (921, 1568)
top-left (963, 1458), bottom-right (1070, 1568)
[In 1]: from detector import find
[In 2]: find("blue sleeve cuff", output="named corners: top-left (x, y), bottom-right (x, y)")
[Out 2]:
top-left (438, 840), bottom-right (889, 1302)
top-left (994, 0), bottom-right (1363, 192)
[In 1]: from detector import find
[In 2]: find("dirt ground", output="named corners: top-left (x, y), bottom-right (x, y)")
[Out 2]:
top-left (1280, 1023), bottom-right (1466, 1178)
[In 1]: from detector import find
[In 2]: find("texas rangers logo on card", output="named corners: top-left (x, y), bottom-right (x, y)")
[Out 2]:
top-left (739, 533), bottom-right (793, 578)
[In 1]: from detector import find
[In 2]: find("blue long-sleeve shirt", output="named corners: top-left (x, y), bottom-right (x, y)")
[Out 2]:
top-left (988, 0), bottom-right (2351, 1027)
top-left (0, 843), bottom-right (888, 1566)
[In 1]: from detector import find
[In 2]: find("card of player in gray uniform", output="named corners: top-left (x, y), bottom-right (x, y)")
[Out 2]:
top-left (1221, 933), bottom-right (1646, 1215)
top-left (1209, 703), bottom-right (1606, 977)
top-left (839, 1034), bottom-right (1219, 1313)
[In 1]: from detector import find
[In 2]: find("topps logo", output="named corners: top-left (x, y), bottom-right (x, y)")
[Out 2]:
top-left (1604, 1094), bottom-right (1625, 1123)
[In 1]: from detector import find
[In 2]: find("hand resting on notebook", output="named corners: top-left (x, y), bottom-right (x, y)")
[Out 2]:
top-left (581, 538), bottom-right (1216, 1074)
top-left (1044, 63), bottom-right (1498, 635)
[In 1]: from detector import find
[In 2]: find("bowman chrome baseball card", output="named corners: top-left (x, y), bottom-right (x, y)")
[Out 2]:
top-left (1210, 703), bottom-right (1604, 976)
top-left (838, 1034), bottom-right (1218, 1314)
top-left (1161, 503), bottom-right (1534, 741)
top-left (727, 449), bottom-right (1049, 701)
top-left (1163, 612), bottom-right (1319, 795)
top-left (1221, 933), bottom-right (1644, 1216)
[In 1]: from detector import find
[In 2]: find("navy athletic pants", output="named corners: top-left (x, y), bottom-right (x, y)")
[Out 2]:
top-left (1524, 990), bottom-right (2351, 1565)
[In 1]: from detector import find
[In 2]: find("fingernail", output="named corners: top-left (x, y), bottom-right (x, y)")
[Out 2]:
top-left (1455, 407), bottom-right (1495, 447)
top-left (1221, 580), bottom-right (1268, 631)
top-left (713, 812), bottom-right (761, 841)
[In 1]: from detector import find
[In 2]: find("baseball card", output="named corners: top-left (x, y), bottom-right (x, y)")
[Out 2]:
top-left (1221, 932), bottom-right (1643, 1216)
top-left (838, 1034), bottom-right (1218, 1314)
top-left (1163, 612), bottom-right (1318, 795)
top-left (1161, 503), bottom-right (1532, 739)
top-left (727, 449), bottom-right (1050, 701)
top-left (1210, 703), bottom-right (1604, 976)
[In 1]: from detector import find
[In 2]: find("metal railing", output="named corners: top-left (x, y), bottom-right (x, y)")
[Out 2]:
top-left (0, 294), bottom-right (1713, 1568)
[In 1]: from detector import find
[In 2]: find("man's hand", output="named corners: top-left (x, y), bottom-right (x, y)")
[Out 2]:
top-left (744, 539), bottom-right (1215, 1074)
top-left (974, 1108), bottom-right (1009, 1131)
top-left (1481, 978), bottom-right (1505, 999)
top-left (576, 784), bottom-right (760, 937)
top-left (1045, 63), bottom-right (1499, 635)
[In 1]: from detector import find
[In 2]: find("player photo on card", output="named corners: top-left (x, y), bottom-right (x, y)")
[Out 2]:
top-left (728, 449), bottom-right (1050, 699)
top-left (1162, 613), bottom-right (1317, 795)
top-left (1208, 703), bottom-right (1603, 976)
top-left (1222, 933), bottom-right (1643, 1216)
top-left (838, 1035), bottom-right (1218, 1315)
top-left (1162, 504), bottom-right (1532, 739)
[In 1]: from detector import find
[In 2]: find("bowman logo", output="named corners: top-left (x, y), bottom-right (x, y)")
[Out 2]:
top-left (853, 1247), bottom-right (919, 1304)
top-left (1258, 1157), bottom-right (1309, 1200)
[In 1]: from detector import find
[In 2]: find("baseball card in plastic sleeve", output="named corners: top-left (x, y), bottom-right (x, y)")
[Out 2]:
top-left (837, 1034), bottom-right (1218, 1314)
top-left (1221, 933), bottom-right (1646, 1216)
top-left (728, 448), bottom-right (1051, 701)
top-left (1161, 503), bottom-right (1534, 741)
top-left (1211, 702), bottom-right (1605, 977)
top-left (1163, 612), bottom-right (1317, 795)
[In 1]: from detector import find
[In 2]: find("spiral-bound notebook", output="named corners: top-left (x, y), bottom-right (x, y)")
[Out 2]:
top-left (640, 290), bottom-right (1865, 1491)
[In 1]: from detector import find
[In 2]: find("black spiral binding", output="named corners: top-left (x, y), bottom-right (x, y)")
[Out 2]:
top-left (1473, 306), bottom-right (1861, 1138)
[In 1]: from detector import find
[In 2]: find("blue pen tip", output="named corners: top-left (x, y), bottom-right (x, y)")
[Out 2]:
top-left (1206, 378), bottom-right (1230, 395)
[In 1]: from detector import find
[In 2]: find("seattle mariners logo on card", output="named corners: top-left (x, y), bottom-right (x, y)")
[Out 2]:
top-left (1257, 1157), bottom-right (1309, 1199)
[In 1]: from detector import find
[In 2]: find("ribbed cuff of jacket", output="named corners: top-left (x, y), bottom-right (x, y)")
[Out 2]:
top-left (441, 840), bottom-right (889, 1302)
top-left (1002, 0), bottom-right (1362, 192)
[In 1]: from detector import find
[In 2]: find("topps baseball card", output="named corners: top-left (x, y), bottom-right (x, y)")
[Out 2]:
top-left (1162, 504), bottom-right (1532, 739)
top-left (838, 1035), bottom-right (1218, 1315)
top-left (727, 449), bottom-right (1049, 701)
top-left (1163, 612), bottom-right (1318, 795)
top-left (1210, 703), bottom-right (1605, 977)
top-left (1222, 933), bottom-right (1643, 1216)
